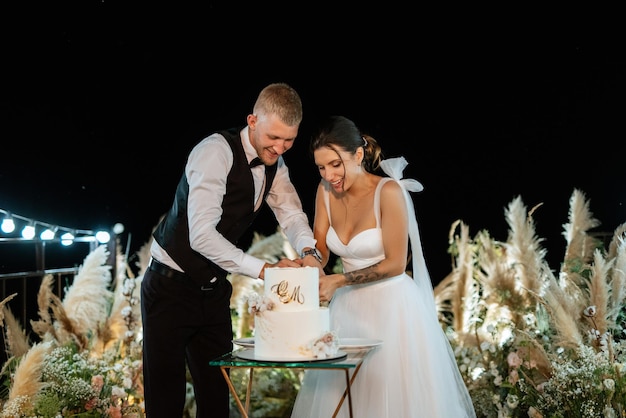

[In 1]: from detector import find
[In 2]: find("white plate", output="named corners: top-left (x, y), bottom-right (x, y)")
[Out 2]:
top-left (235, 348), bottom-right (347, 363)
top-left (338, 338), bottom-right (383, 349)
top-left (232, 337), bottom-right (254, 348)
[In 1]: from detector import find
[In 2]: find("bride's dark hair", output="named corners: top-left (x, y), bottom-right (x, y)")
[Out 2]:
top-left (310, 115), bottom-right (383, 172)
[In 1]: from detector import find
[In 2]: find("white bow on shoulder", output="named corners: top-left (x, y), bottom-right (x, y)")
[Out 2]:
top-left (380, 157), bottom-right (424, 193)
top-left (379, 156), bottom-right (430, 285)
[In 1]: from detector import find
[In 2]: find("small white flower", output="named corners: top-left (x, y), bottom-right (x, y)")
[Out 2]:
top-left (309, 331), bottom-right (338, 358)
top-left (112, 385), bottom-right (127, 398)
top-left (245, 293), bottom-right (274, 314)
top-left (506, 393), bottom-right (519, 409)
top-left (121, 306), bottom-right (133, 317)
top-left (583, 306), bottom-right (596, 317)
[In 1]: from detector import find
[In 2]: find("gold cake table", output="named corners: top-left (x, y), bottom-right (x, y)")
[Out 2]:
top-left (209, 346), bottom-right (376, 418)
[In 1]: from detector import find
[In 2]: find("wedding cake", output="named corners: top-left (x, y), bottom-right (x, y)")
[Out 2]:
top-left (246, 266), bottom-right (338, 360)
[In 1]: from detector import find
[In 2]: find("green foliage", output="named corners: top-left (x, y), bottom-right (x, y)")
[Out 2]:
top-left (228, 368), bottom-right (302, 418)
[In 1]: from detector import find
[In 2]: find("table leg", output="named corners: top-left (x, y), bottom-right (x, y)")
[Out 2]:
top-left (332, 360), bottom-right (365, 418)
top-left (331, 369), bottom-right (354, 418)
top-left (220, 367), bottom-right (248, 418)
top-left (246, 368), bottom-right (254, 413)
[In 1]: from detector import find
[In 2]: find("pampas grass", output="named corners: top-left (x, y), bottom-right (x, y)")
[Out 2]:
top-left (102, 239), bottom-right (143, 354)
top-left (0, 243), bottom-right (146, 417)
top-left (2, 341), bottom-right (52, 416)
top-left (435, 220), bottom-right (477, 337)
top-left (30, 275), bottom-right (56, 341)
top-left (1, 307), bottom-right (30, 360)
top-left (540, 272), bottom-right (584, 349)
top-left (0, 294), bottom-right (17, 328)
top-left (504, 197), bottom-right (547, 301)
top-left (607, 230), bottom-right (626, 326)
top-left (27, 244), bottom-right (119, 353)
top-left (0, 294), bottom-right (27, 361)
top-left (437, 188), bottom-right (626, 417)
top-left (562, 189), bottom-right (602, 269)
top-left (7, 341), bottom-right (51, 399)
top-left (61, 244), bottom-right (114, 338)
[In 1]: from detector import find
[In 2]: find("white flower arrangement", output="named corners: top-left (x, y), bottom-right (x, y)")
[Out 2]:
top-left (245, 292), bottom-right (274, 315)
top-left (0, 342), bottom-right (144, 418)
top-left (309, 331), bottom-right (339, 359)
top-left (439, 189), bottom-right (626, 417)
top-left (0, 244), bottom-right (146, 417)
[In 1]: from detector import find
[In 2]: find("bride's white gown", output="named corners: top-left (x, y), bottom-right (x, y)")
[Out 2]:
top-left (290, 158), bottom-right (476, 418)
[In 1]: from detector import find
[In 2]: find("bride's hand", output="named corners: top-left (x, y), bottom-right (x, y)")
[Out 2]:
top-left (319, 274), bottom-right (341, 304)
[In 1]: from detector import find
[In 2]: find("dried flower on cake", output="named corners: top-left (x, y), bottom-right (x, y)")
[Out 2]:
top-left (309, 331), bottom-right (339, 359)
top-left (245, 293), bottom-right (274, 315)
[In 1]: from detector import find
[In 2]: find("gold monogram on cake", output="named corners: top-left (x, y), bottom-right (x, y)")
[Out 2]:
top-left (271, 280), bottom-right (305, 304)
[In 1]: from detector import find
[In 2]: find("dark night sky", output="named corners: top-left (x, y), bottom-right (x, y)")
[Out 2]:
top-left (1, 7), bottom-right (624, 284)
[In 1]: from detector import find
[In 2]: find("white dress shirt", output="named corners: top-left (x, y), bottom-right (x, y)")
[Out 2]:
top-left (151, 127), bottom-right (316, 279)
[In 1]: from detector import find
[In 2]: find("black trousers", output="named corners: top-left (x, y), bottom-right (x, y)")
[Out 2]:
top-left (140, 266), bottom-right (233, 418)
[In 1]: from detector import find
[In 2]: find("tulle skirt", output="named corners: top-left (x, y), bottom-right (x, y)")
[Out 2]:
top-left (290, 274), bottom-right (476, 418)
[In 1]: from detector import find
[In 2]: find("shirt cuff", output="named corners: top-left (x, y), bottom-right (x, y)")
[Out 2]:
top-left (242, 254), bottom-right (268, 279)
top-left (296, 239), bottom-right (318, 256)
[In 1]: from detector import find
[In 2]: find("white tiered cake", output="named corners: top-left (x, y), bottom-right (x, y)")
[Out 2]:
top-left (247, 266), bottom-right (337, 360)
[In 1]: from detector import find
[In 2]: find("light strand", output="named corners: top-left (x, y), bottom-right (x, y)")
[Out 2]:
top-left (0, 208), bottom-right (115, 245)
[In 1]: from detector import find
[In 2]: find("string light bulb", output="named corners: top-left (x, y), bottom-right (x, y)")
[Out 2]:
top-left (1, 214), bottom-right (15, 233)
top-left (61, 231), bottom-right (75, 246)
top-left (0, 207), bottom-right (121, 246)
top-left (95, 230), bottom-right (111, 244)
top-left (22, 223), bottom-right (36, 239)
top-left (40, 227), bottom-right (57, 240)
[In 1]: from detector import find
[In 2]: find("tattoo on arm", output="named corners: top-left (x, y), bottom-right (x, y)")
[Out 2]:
top-left (343, 263), bottom-right (384, 285)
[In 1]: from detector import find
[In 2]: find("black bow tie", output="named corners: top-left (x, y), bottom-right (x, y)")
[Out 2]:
top-left (249, 157), bottom-right (263, 167)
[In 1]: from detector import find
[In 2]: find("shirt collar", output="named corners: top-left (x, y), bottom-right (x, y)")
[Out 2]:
top-left (240, 127), bottom-right (259, 165)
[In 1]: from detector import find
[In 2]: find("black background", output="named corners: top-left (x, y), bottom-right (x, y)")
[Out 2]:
top-left (1, 5), bottom-right (624, 285)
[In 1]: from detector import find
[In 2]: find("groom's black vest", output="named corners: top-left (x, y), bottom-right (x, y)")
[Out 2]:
top-left (152, 127), bottom-right (277, 284)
